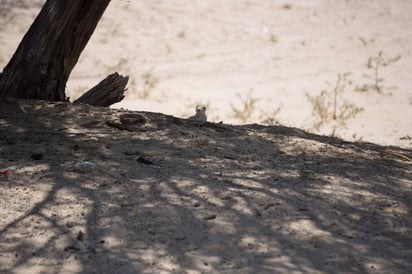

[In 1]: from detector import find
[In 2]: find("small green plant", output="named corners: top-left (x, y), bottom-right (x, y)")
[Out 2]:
top-left (230, 89), bottom-right (259, 123)
top-left (358, 51), bottom-right (401, 93)
top-left (306, 73), bottom-right (363, 136)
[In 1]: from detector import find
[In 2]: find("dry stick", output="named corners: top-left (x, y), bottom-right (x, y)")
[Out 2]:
top-left (332, 74), bottom-right (341, 120)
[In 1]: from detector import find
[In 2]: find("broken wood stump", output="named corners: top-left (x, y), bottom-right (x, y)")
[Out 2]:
top-left (74, 72), bottom-right (128, 107)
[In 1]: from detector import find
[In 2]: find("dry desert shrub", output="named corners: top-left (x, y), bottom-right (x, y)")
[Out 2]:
top-left (230, 89), bottom-right (259, 123)
top-left (306, 73), bottom-right (363, 136)
top-left (103, 58), bottom-right (159, 99)
top-left (260, 105), bottom-right (282, 126)
top-left (356, 51), bottom-right (401, 93)
top-left (138, 69), bottom-right (159, 99)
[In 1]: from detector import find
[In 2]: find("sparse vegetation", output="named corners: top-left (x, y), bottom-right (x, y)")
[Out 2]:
top-left (103, 58), bottom-right (159, 99)
top-left (103, 57), bottom-right (128, 74)
top-left (358, 36), bottom-right (375, 46)
top-left (357, 51), bottom-right (401, 93)
top-left (139, 69), bottom-right (159, 98)
top-left (306, 73), bottom-right (363, 136)
top-left (230, 89), bottom-right (259, 123)
top-left (304, 52), bottom-right (401, 138)
top-left (399, 135), bottom-right (412, 147)
top-left (260, 106), bottom-right (282, 126)
top-left (352, 133), bottom-right (363, 142)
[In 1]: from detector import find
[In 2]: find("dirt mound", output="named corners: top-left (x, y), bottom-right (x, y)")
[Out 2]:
top-left (0, 99), bottom-right (411, 273)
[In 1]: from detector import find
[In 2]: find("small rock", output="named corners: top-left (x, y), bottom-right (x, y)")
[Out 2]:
top-left (64, 246), bottom-right (80, 252)
top-left (146, 228), bottom-right (156, 235)
top-left (124, 150), bottom-right (141, 156)
top-left (75, 160), bottom-right (96, 168)
top-left (252, 160), bottom-right (262, 169)
top-left (253, 208), bottom-right (262, 217)
top-left (30, 153), bottom-right (43, 160)
top-left (202, 214), bottom-right (217, 220)
top-left (77, 230), bottom-right (84, 241)
top-left (136, 156), bottom-right (154, 165)
top-left (1, 168), bottom-right (9, 177)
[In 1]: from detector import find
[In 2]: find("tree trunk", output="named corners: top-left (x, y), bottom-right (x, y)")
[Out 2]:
top-left (74, 72), bottom-right (128, 107)
top-left (0, 0), bottom-right (111, 101)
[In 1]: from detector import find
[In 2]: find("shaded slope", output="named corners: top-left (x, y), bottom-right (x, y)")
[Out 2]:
top-left (0, 99), bottom-right (411, 273)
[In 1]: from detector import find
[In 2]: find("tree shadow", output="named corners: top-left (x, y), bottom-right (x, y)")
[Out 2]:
top-left (0, 99), bottom-right (411, 273)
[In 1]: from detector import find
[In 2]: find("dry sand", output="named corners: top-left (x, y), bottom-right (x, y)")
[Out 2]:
top-left (1, 1), bottom-right (412, 273)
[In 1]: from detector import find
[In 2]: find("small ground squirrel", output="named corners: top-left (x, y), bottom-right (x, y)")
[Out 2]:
top-left (189, 105), bottom-right (207, 122)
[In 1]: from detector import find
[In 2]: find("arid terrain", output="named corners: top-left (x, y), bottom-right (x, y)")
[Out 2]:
top-left (1, 0), bottom-right (412, 147)
top-left (1, 1), bottom-right (412, 273)
top-left (0, 99), bottom-right (411, 273)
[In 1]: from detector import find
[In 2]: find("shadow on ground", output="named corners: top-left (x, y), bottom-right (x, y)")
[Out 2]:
top-left (0, 99), bottom-right (411, 273)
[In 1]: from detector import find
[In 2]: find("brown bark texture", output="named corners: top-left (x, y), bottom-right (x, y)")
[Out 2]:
top-left (0, 0), bottom-right (111, 101)
top-left (74, 72), bottom-right (128, 107)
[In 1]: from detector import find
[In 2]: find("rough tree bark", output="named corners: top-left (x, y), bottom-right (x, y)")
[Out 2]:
top-left (0, 0), bottom-right (117, 102)
top-left (74, 72), bottom-right (128, 107)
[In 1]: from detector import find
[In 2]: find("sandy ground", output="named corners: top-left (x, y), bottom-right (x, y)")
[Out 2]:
top-left (1, 1), bottom-right (412, 273)
top-left (0, 0), bottom-right (411, 148)
top-left (0, 99), bottom-right (411, 273)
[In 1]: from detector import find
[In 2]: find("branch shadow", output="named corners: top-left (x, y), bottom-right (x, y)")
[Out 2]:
top-left (0, 99), bottom-right (411, 273)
